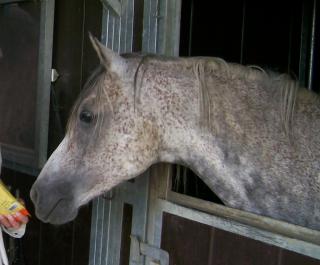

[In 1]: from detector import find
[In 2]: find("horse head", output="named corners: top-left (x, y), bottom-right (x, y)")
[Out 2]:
top-left (30, 36), bottom-right (165, 224)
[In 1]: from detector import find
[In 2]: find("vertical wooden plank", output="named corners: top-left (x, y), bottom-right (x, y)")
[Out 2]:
top-left (112, 14), bottom-right (121, 53)
top-left (107, 14), bottom-right (115, 48)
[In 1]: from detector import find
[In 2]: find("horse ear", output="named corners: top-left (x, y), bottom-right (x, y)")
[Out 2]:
top-left (89, 32), bottom-right (126, 75)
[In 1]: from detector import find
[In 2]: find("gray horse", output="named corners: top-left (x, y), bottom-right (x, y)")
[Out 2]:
top-left (30, 35), bottom-right (320, 231)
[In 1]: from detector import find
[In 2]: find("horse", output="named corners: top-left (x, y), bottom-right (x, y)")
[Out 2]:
top-left (30, 35), bottom-right (320, 231)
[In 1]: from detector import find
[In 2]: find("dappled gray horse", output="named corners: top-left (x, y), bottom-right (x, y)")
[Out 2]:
top-left (30, 36), bottom-right (320, 230)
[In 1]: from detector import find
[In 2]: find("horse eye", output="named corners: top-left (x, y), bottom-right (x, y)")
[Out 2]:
top-left (79, 110), bottom-right (94, 124)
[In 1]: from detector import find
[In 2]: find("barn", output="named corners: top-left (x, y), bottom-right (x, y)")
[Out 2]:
top-left (0, 0), bottom-right (319, 264)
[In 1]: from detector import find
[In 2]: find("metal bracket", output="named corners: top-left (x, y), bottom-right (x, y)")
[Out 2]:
top-left (100, 0), bottom-right (121, 17)
top-left (130, 236), bottom-right (169, 265)
top-left (51, 69), bottom-right (60, 83)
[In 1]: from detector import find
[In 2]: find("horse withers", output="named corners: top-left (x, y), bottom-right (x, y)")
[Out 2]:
top-left (30, 35), bottom-right (320, 230)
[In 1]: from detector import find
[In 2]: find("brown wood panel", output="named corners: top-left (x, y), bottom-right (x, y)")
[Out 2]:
top-left (211, 229), bottom-right (279, 265)
top-left (281, 249), bottom-right (320, 265)
top-left (161, 213), bottom-right (320, 265)
top-left (161, 212), bottom-right (213, 265)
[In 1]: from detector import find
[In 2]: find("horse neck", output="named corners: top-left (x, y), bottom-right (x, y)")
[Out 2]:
top-left (148, 57), bottom-right (273, 156)
top-left (149, 58), bottom-right (288, 206)
top-left (142, 59), bottom-right (248, 200)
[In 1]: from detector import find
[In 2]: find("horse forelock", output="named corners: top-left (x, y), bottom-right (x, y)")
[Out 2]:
top-left (66, 66), bottom-right (114, 140)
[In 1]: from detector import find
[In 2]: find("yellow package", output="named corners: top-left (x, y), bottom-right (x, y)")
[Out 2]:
top-left (0, 181), bottom-right (30, 217)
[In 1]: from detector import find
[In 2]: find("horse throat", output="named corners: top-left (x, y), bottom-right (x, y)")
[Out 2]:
top-left (162, 130), bottom-right (255, 211)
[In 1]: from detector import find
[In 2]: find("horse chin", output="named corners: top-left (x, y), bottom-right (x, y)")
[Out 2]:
top-left (35, 200), bottom-right (79, 225)
top-left (48, 210), bottom-right (78, 225)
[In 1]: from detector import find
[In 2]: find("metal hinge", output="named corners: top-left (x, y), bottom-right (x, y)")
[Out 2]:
top-left (130, 236), bottom-right (169, 265)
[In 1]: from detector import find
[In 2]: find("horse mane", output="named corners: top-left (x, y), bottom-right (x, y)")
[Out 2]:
top-left (133, 55), bottom-right (299, 135)
top-left (191, 57), bottom-right (299, 135)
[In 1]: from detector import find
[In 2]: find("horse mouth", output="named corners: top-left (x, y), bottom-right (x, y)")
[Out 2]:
top-left (42, 198), bottom-right (65, 221)
top-left (36, 198), bottom-right (78, 225)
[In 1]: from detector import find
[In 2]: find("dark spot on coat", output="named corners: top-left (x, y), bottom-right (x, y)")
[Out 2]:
top-left (223, 150), bottom-right (241, 166)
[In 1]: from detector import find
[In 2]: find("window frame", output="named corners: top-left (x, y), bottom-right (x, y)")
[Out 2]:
top-left (0, 0), bottom-right (55, 175)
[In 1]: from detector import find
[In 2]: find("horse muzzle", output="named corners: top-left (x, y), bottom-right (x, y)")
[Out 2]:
top-left (30, 178), bottom-right (79, 224)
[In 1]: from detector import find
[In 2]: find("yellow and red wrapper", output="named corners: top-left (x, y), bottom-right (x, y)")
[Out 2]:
top-left (0, 181), bottom-right (30, 217)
